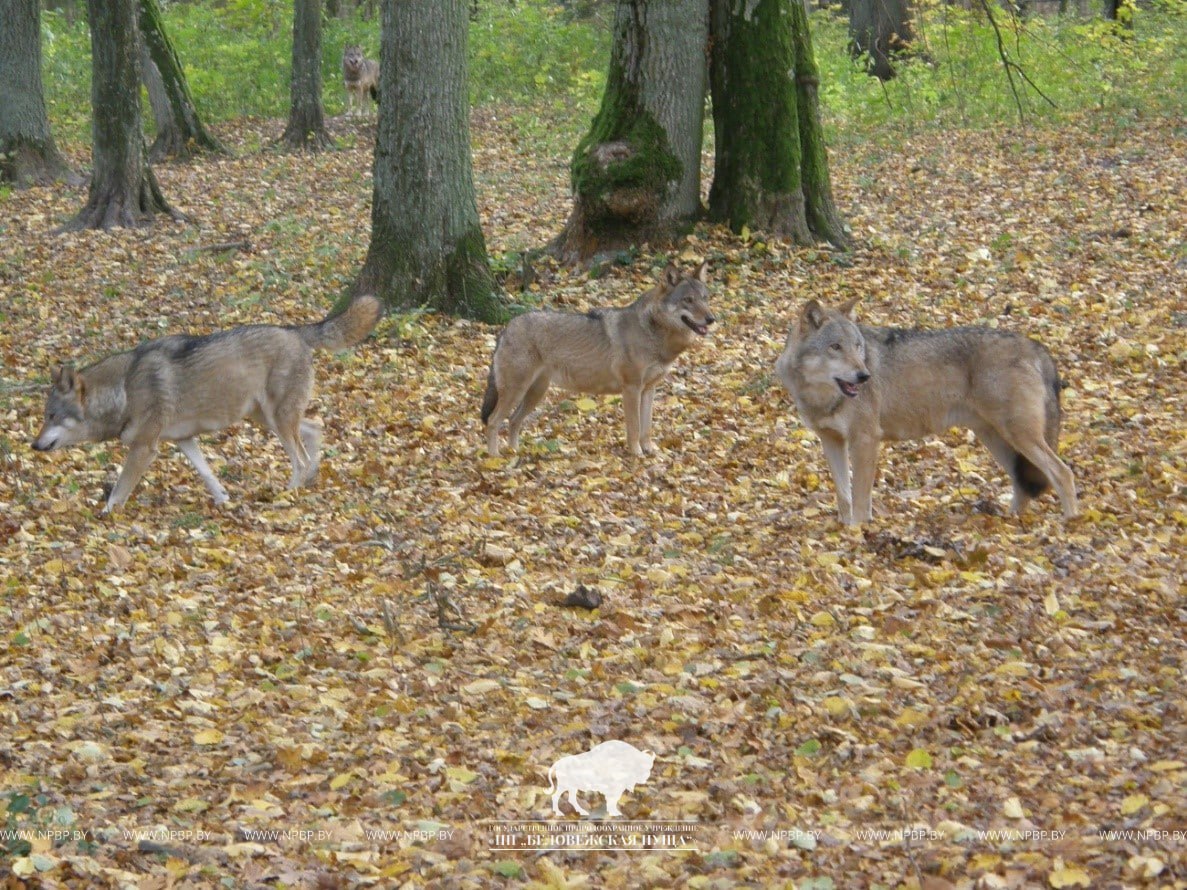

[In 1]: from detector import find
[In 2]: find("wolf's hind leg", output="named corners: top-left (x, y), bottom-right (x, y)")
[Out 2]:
top-left (506, 375), bottom-right (550, 453)
top-left (299, 421), bottom-right (323, 485)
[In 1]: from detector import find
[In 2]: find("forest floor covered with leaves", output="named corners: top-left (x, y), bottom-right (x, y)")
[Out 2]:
top-left (1, 111), bottom-right (1185, 888)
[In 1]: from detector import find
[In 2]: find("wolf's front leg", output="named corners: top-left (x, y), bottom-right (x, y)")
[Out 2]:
top-left (104, 441), bottom-right (159, 513)
top-left (638, 386), bottom-right (657, 454)
top-left (175, 438), bottom-right (230, 505)
top-left (622, 385), bottom-right (643, 456)
top-left (848, 433), bottom-right (880, 525)
top-left (819, 432), bottom-right (853, 525)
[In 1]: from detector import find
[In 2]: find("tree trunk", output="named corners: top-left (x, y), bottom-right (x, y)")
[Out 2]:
top-left (709, 0), bottom-right (847, 248)
top-left (355, 0), bottom-right (502, 321)
top-left (0, 0), bottom-right (78, 188)
top-left (848, 0), bottom-right (915, 80)
top-left (1102, 0), bottom-right (1133, 30)
top-left (281, 0), bottom-right (333, 151)
top-left (550, 0), bottom-right (709, 265)
top-left (63, 0), bottom-right (179, 230)
top-left (138, 0), bottom-right (228, 163)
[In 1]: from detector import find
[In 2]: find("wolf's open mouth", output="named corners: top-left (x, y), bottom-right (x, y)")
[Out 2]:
top-left (836, 378), bottom-right (860, 398)
top-left (682, 317), bottom-right (710, 336)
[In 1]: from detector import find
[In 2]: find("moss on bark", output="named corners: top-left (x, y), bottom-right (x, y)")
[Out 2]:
top-left (551, 2), bottom-right (691, 264)
top-left (709, 0), bottom-right (848, 248)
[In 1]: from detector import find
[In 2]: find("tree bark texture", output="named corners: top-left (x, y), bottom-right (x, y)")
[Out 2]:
top-left (63, 0), bottom-right (178, 230)
top-left (709, 0), bottom-right (848, 247)
top-left (551, 0), bottom-right (709, 264)
top-left (138, 0), bottom-right (227, 162)
top-left (848, 0), bottom-right (915, 80)
top-left (356, 0), bottom-right (502, 322)
top-left (0, 0), bottom-right (77, 187)
top-left (281, 0), bottom-right (333, 150)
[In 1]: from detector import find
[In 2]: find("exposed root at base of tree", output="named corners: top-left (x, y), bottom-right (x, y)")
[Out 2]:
top-left (0, 138), bottom-right (82, 189)
top-left (547, 206), bottom-right (694, 268)
top-left (277, 125), bottom-right (336, 154)
top-left (59, 172), bottom-right (186, 232)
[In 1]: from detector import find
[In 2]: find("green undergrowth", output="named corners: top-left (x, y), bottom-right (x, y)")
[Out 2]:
top-left (34, 0), bottom-right (1187, 155)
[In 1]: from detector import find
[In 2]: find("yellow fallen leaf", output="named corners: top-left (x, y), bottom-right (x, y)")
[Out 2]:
top-left (1120, 793), bottom-right (1148, 815)
top-left (462, 679), bottom-right (501, 696)
top-left (330, 772), bottom-right (354, 790)
top-left (905, 748), bottom-right (932, 769)
top-left (193, 729), bottom-right (224, 745)
top-left (1003, 796), bottom-right (1025, 819)
top-left (1048, 865), bottom-right (1092, 888)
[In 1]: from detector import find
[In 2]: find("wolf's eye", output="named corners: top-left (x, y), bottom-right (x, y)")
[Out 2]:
top-left (830, 343), bottom-right (842, 352)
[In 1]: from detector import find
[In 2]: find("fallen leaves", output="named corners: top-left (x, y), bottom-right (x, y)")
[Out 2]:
top-left (0, 111), bottom-right (1184, 887)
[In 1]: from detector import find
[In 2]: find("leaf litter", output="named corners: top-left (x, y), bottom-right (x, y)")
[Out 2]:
top-left (0, 112), bottom-right (1184, 886)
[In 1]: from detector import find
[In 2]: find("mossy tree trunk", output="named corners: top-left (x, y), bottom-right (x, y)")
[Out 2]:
top-left (63, 0), bottom-right (180, 230)
top-left (355, 0), bottom-right (503, 322)
top-left (551, 0), bottom-right (709, 265)
top-left (709, 0), bottom-right (847, 248)
top-left (0, 0), bottom-right (78, 188)
top-left (137, 0), bottom-right (228, 163)
top-left (848, 0), bottom-right (915, 80)
top-left (280, 0), bottom-right (334, 151)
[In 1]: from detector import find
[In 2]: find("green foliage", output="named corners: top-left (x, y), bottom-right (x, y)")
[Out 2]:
top-left (470, 0), bottom-right (609, 106)
top-left (811, 1), bottom-right (1187, 143)
top-left (33, 0), bottom-right (1185, 153)
top-left (39, 0), bottom-right (609, 147)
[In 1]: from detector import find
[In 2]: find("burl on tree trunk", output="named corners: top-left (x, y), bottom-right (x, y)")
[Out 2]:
top-left (550, 0), bottom-right (708, 265)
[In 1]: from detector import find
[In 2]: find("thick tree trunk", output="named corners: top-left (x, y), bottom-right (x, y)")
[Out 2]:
top-left (63, 0), bottom-right (179, 230)
top-left (550, 0), bottom-right (709, 265)
top-left (709, 0), bottom-right (847, 248)
top-left (355, 0), bottom-right (502, 322)
top-left (281, 0), bottom-right (333, 151)
top-left (0, 0), bottom-right (78, 188)
top-left (848, 0), bottom-right (915, 80)
top-left (138, 0), bottom-right (228, 163)
top-left (1102, 0), bottom-right (1133, 29)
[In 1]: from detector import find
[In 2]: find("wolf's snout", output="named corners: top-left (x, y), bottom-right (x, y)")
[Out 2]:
top-left (32, 436), bottom-right (53, 452)
top-left (856, 371), bottom-right (871, 383)
top-left (705, 315), bottom-right (716, 326)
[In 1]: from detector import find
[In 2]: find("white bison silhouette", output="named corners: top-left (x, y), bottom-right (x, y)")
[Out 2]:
top-left (547, 740), bottom-right (656, 818)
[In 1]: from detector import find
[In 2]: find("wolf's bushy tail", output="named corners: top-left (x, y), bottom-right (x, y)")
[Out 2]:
top-left (480, 361), bottom-right (498, 426)
top-left (298, 295), bottom-right (382, 350)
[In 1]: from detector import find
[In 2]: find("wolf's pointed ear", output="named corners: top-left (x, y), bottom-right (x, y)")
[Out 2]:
top-left (663, 263), bottom-right (681, 289)
top-left (694, 261), bottom-right (709, 283)
top-left (802, 300), bottom-right (825, 330)
top-left (52, 364), bottom-right (75, 392)
top-left (838, 297), bottom-right (860, 320)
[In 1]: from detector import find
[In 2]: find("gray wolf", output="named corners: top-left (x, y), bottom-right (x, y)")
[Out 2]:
top-left (481, 262), bottom-right (714, 456)
top-left (774, 298), bottom-right (1078, 525)
top-left (548, 740), bottom-right (656, 818)
top-left (342, 45), bottom-right (379, 115)
top-left (32, 296), bottom-right (382, 513)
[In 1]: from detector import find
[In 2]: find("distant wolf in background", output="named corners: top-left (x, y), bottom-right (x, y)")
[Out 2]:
top-left (342, 45), bottom-right (379, 115)
top-left (482, 262), bottom-right (715, 457)
top-left (32, 296), bottom-right (382, 513)
top-left (774, 298), bottom-right (1078, 525)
